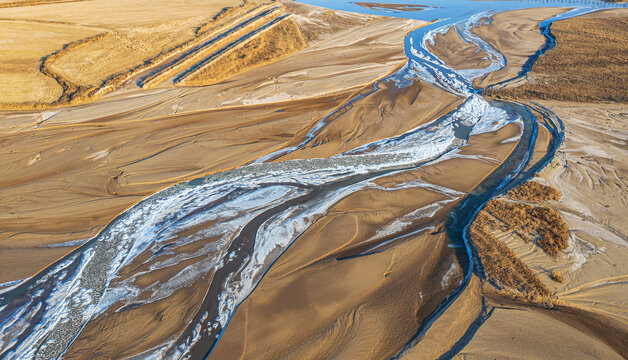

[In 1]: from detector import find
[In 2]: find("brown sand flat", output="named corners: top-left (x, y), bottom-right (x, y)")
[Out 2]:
top-left (456, 307), bottom-right (624, 359)
top-left (526, 120), bottom-right (551, 171)
top-left (399, 275), bottom-right (484, 359)
top-left (208, 115), bottom-right (521, 360)
top-left (65, 276), bottom-right (210, 359)
top-left (472, 7), bottom-right (567, 88)
top-left (209, 187), bottom-right (461, 360)
top-left (427, 27), bottom-right (493, 71)
top-left (278, 82), bottom-right (462, 160)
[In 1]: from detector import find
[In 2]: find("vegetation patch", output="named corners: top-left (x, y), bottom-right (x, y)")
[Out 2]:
top-left (470, 211), bottom-right (552, 302)
top-left (178, 17), bottom-right (306, 86)
top-left (484, 199), bottom-right (568, 257)
top-left (506, 180), bottom-right (560, 202)
top-left (485, 12), bottom-right (628, 102)
top-left (469, 180), bottom-right (570, 303)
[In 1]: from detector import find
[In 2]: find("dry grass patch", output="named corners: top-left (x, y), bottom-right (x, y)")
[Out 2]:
top-left (0, 21), bottom-right (99, 106)
top-left (139, 4), bottom-right (281, 89)
top-left (486, 11), bottom-right (628, 102)
top-left (469, 180), bottom-right (569, 302)
top-left (506, 180), bottom-right (560, 202)
top-left (178, 17), bottom-right (306, 87)
top-left (49, 24), bottom-right (202, 88)
top-left (0, 0), bottom-right (261, 108)
top-left (470, 211), bottom-right (552, 302)
top-left (484, 199), bottom-right (568, 257)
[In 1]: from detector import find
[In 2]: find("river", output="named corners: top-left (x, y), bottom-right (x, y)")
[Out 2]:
top-left (0, 0), bottom-right (625, 358)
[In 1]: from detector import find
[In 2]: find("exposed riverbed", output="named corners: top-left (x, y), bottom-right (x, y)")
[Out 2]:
top-left (0, 0), bottom-right (626, 359)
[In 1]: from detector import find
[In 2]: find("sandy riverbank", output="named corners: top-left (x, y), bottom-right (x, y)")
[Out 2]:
top-left (1, 2), bottom-right (625, 359)
top-left (0, 1), bottom-right (426, 285)
top-left (484, 8), bottom-right (628, 101)
top-left (442, 8), bottom-right (628, 360)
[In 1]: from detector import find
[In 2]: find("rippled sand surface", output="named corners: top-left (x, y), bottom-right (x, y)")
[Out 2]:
top-left (0, 0), bottom-right (626, 359)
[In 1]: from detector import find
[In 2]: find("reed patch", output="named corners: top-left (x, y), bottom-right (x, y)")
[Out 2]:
top-left (178, 17), bottom-right (307, 87)
top-left (485, 11), bottom-right (628, 102)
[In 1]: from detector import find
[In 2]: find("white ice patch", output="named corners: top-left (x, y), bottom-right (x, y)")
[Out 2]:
top-left (38, 238), bottom-right (90, 248)
top-left (441, 262), bottom-right (459, 288)
top-left (27, 153), bottom-right (42, 166)
top-left (566, 236), bottom-right (602, 271)
top-left (86, 150), bottom-right (109, 161)
top-left (370, 200), bottom-right (455, 243)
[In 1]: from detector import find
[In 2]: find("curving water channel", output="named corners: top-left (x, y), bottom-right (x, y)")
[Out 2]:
top-left (0, 0), bottom-right (626, 359)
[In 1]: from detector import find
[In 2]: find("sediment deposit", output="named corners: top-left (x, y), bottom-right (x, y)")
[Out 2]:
top-left (0, 1), bottom-right (626, 359)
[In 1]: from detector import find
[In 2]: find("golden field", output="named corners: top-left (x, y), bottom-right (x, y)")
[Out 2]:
top-left (0, 0), bottom-right (270, 108)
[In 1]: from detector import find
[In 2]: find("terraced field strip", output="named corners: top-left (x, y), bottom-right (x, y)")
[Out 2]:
top-left (174, 14), bottom-right (294, 86)
top-left (139, 4), bottom-right (281, 89)
top-left (0, 0), bottom-right (88, 8)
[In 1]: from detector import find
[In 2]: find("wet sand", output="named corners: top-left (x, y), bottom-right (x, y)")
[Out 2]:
top-left (472, 7), bottom-right (567, 88)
